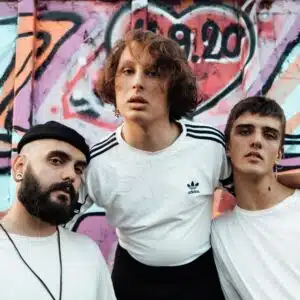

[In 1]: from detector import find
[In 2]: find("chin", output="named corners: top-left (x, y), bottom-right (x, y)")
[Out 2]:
top-left (124, 112), bottom-right (151, 124)
top-left (240, 168), bottom-right (267, 178)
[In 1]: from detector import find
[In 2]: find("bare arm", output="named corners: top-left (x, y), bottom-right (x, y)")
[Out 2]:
top-left (277, 170), bottom-right (300, 188)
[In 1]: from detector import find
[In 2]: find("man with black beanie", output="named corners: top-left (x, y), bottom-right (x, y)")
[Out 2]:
top-left (0, 121), bottom-right (116, 300)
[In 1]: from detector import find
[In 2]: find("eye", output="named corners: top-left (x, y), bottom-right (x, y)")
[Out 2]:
top-left (75, 167), bottom-right (84, 175)
top-left (238, 129), bottom-right (250, 136)
top-left (146, 69), bottom-right (159, 77)
top-left (122, 68), bottom-right (134, 75)
top-left (49, 157), bottom-right (63, 165)
top-left (264, 132), bottom-right (277, 140)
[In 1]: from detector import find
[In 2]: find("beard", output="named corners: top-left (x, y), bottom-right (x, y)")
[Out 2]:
top-left (18, 165), bottom-right (79, 225)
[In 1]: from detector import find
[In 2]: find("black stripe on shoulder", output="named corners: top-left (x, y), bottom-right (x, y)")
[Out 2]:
top-left (185, 123), bottom-right (222, 131)
top-left (186, 128), bottom-right (225, 142)
top-left (220, 173), bottom-right (233, 186)
top-left (90, 132), bottom-right (116, 154)
top-left (186, 133), bottom-right (225, 148)
top-left (185, 123), bottom-right (224, 139)
top-left (90, 141), bottom-right (119, 160)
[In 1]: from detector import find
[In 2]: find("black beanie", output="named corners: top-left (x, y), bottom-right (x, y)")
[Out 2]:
top-left (17, 121), bottom-right (90, 163)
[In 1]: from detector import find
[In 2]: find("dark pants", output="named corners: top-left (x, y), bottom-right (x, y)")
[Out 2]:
top-left (111, 245), bottom-right (225, 300)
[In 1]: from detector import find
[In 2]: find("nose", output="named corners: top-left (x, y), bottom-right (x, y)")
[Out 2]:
top-left (61, 164), bottom-right (76, 183)
top-left (250, 131), bottom-right (263, 150)
top-left (132, 69), bottom-right (144, 90)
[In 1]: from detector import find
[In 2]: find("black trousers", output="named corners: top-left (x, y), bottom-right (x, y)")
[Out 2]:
top-left (111, 245), bottom-right (225, 300)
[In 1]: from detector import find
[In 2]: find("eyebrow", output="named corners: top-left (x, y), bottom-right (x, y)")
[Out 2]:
top-left (47, 150), bottom-right (87, 168)
top-left (263, 127), bottom-right (280, 135)
top-left (235, 124), bottom-right (280, 134)
top-left (118, 59), bottom-right (156, 70)
top-left (118, 59), bottom-right (134, 67)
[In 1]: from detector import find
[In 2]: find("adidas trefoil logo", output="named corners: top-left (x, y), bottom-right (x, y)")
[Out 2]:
top-left (187, 181), bottom-right (200, 194)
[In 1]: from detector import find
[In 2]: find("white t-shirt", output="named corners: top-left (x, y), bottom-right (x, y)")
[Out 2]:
top-left (82, 121), bottom-right (231, 266)
top-left (0, 227), bottom-right (116, 300)
top-left (211, 189), bottom-right (300, 300)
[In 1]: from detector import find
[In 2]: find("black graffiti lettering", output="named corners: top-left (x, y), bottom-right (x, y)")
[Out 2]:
top-left (134, 18), bottom-right (144, 29)
top-left (202, 20), bottom-right (222, 59)
top-left (132, 19), bottom-right (246, 61)
top-left (148, 19), bottom-right (158, 33)
top-left (222, 24), bottom-right (245, 58)
top-left (202, 20), bottom-right (245, 60)
top-left (70, 95), bottom-right (100, 119)
top-left (133, 18), bottom-right (158, 33)
top-left (192, 55), bottom-right (200, 63)
top-left (168, 24), bottom-right (191, 58)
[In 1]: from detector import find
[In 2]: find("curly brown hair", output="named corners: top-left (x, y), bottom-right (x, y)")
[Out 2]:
top-left (96, 29), bottom-right (198, 121)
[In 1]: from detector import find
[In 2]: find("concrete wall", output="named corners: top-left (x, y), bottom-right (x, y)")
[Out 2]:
top-left (0, 0), bottom-right (299, 261)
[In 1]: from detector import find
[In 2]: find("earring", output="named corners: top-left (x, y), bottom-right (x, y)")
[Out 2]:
top-left (114, 109), bottom-right (120, 120)
top-left (276, 155), bottom-right (282, 164)
top-left (274, 164), bottom-right (278, 179)
top-left (16, 173), bottom-right (23, 181)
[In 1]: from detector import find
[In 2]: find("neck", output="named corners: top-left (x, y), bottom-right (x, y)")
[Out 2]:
top-left (234, 171), bottom-right (295, 211)
top-left (122, 119), bottom-right (180, 151)
top-left (0, 200), bottom-right (57, 237)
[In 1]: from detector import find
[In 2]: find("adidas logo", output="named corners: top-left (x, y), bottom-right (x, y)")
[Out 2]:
top-left (187, 181), bottom-right (200, 194)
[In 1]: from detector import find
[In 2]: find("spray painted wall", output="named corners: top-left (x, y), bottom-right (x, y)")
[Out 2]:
top-left (0, 0), bottom-right (299, 262)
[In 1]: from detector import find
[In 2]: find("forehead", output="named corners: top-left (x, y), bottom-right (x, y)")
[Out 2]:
top-left (118, 42), bottom-right (155, 66)
top-left (233, 113), bottom-right (281, 128)
top-left (29, 139), bottom-right (86, 162)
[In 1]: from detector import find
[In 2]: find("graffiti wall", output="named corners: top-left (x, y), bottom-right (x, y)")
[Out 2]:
top-left (0, 0), bottom-right (300, 261)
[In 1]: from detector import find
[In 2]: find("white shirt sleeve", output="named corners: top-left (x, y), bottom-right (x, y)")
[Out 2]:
top-left (217, 132), bottom-right (233, 191)
top-left (84, 159), bottom-right (106, 206)
top-left (211, 222), bottom-right (241, 300)
top-left (95, 244), bottom-right (117, 300)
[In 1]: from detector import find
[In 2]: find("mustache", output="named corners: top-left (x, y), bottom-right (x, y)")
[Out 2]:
top-left (48, 181), bottom-right (76, 199)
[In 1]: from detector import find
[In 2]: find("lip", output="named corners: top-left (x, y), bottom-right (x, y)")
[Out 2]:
top-left (128, 96), bottom-right (148, 104)
top-left (245, 151), bottom-right (263, 160)
top-left (52, 190), bottom-right (70, 202)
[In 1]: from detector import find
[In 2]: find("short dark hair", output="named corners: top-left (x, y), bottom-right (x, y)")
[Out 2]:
top-left (225, 96), bottom-right (286, 149)
top-left (96, 29), bottom-right (198, 121)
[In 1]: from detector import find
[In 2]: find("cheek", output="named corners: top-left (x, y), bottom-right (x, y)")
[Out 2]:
top-left (115, 78), bottom-right (121, 92)
top-left (268, 145), bottom-right (280, 160)
top-left (228, 139), bottom-right (245, 158)
top-left (230, 149), bottom-right (242, 163)
top-left (115, 82), bottom-right (123, 107)
top-left (74, 177), bottom-right (82, 193)
top-left (115, 74), bottom-right (126, 94)
top-left (38, 171), bottom-right (58, 189)
top-left (152, 82), bottom-right (168, 104)
top-left (115, 78), bottom-right (128, 102)
top-left (155, 80), bottom-right (167, 93)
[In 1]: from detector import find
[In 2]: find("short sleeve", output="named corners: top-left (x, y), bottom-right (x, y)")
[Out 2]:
top-left (211, 221), bottom-right (241, 300)
top-left (94, 244), bottom-right (117, 300)
top-left (214, 129), bottom-right (233, 191)
top-left (84, 159), bottom-right (104, 207)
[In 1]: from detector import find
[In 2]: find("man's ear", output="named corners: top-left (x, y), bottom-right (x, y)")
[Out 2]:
top-left (275, 149), bottom-right (283, 165)
top-left (12, 155), bottom-right (26, 182)
top-left (276, 147), bottom-right (284, 164)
